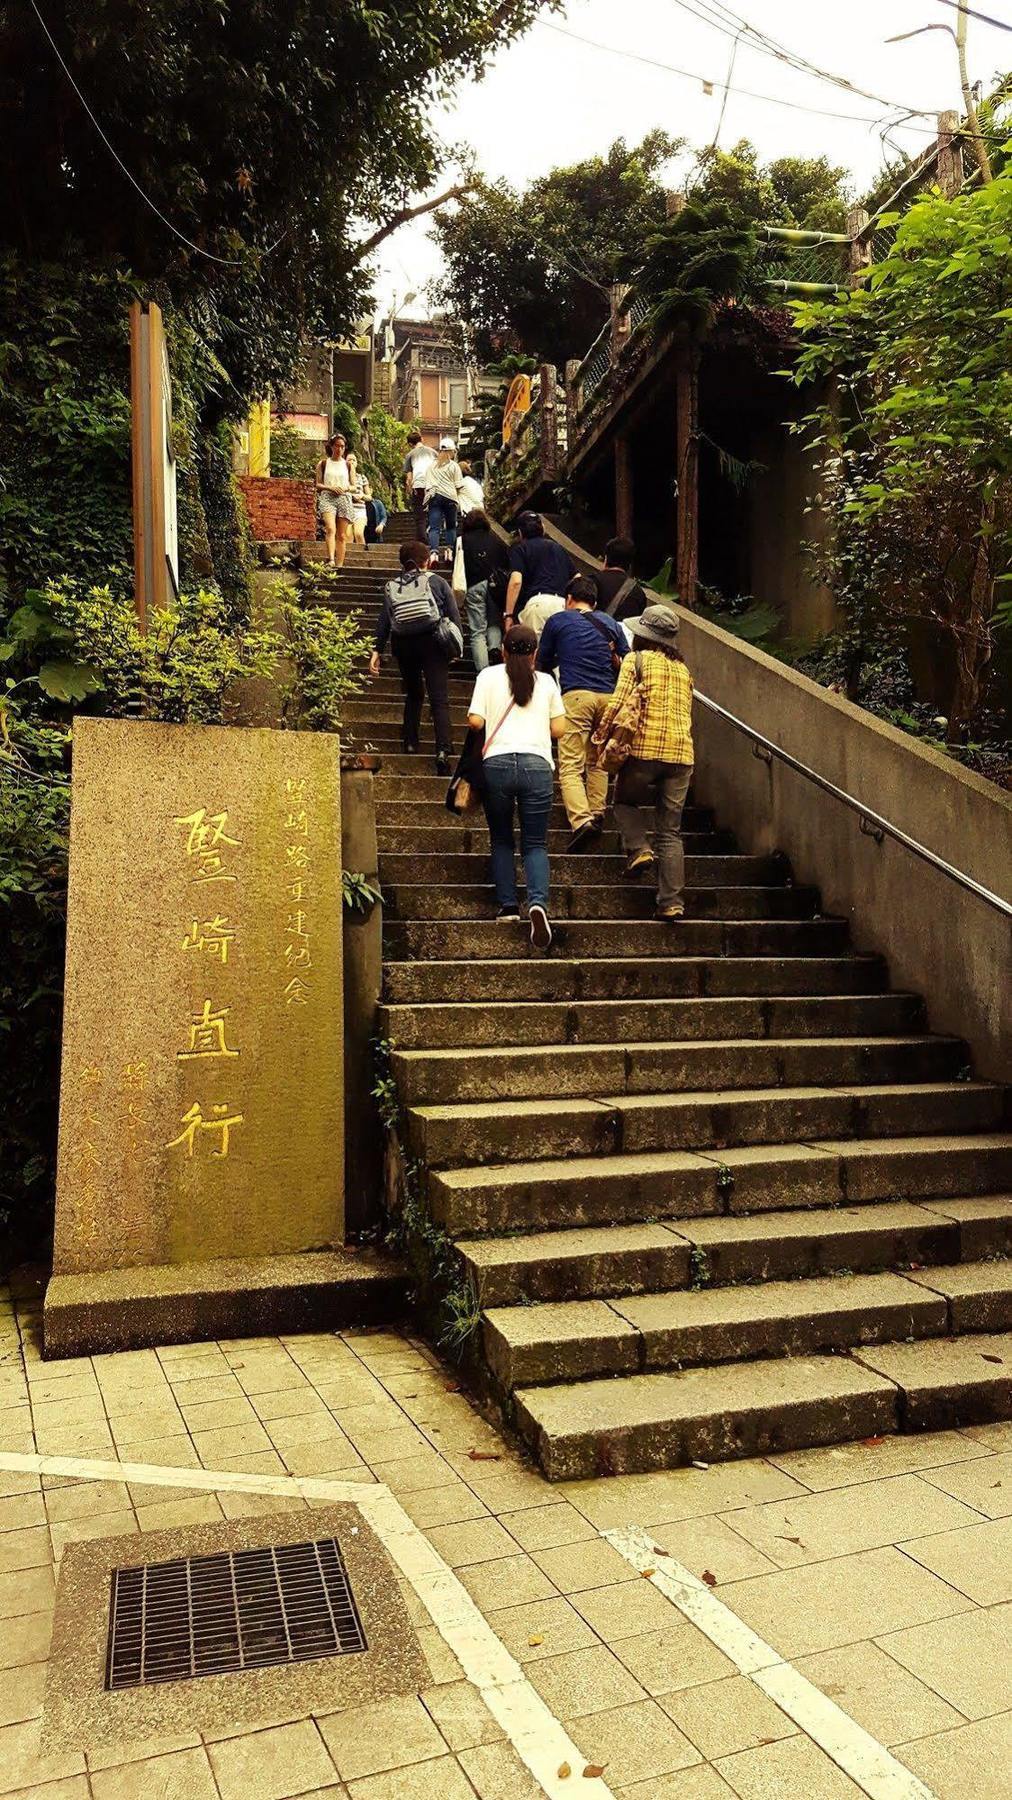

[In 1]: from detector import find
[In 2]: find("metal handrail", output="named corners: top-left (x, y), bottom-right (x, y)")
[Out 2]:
top-left (694, 692), bottom-right (1012, 920)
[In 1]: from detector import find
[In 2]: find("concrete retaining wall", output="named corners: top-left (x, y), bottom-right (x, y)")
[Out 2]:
top-left (534, 517), bottom-right (1012, 1080)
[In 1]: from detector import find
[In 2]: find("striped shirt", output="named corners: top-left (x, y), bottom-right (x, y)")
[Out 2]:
top-left (599, 648), bottom-right (694, 765)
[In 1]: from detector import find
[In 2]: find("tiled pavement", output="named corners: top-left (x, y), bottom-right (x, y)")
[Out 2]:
top-left (1, 1275), bottom-right (1010, 1799)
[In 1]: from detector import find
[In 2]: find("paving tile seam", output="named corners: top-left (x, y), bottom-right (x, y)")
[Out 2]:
top-left (0, 1451), bottom-right (615, 1800)
top-left (603, 1524), bottom-right (938, 1800)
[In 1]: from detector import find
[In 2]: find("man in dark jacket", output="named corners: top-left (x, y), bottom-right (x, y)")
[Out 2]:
top-left (537, 573), bottom-right (627, 849)
top-left (504, 512), bottom-right (574, 638)
top-left (370, 541), bottom-right (461, 772)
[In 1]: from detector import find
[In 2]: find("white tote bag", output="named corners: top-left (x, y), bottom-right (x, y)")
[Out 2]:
top-left (451, 535), bottom-right (467, 600)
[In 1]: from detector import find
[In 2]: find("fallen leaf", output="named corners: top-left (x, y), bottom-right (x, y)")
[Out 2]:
top-left (641, 1568), bottom-right (655, 1579)
top-left (981, 1353), bottom-right (1003, 1365)
top-left (583, 1765), bottom-right (607, 1779)
top-left (701, 1568), bottom-right (718, 1586)
top-left (776, 1535), bottom-right (803, 1546)
top-left (528, 1634), bottom-right (544, 1646)
top-left (652, 1544), bottom-right (667, 1557)
top-left (861, 1435), bottom-right (886, 1446)
top-left (468, 1449), bottom-right (501, 1461)
top-left (444, 1381), bottom-right (460, 1392)
top-left (691, 1459), bottom-right (709, 1470)
top-left (558, 1762), bottom-right (571, 1780)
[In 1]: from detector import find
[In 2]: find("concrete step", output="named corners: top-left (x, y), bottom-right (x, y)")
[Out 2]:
top-left (391, 1033), bottom-right (966, 1105)
top-left (385, 954), bottom-right (888, 1006)
top-left (512, 1332), bottom-right (1012, 1479)
top-left (378, 851), bottom-right (782, 887)
top-left (373, 775), bottom-right (713, 809)
top-left (379, 991), bottom-right (923, 1050)
top-left (427, 1134), bottom-right (1012, 1234)
top-left (407, 1080), bottom-right (1008, 1167)
top-left (375, 800), bottom-right (716, 830)
top-left (483, 1269), bottom-right (957, 1388)
top-left (382, 917), bottom-right (852, 961)
top-left (377, 826), bottom-right (737, 856)
top-left (381, 882), bottom-right (821, 921)
top-left (456, 1198), bottom-right (1012, 1305)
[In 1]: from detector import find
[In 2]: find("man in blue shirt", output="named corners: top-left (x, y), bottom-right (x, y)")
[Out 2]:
top-left (537, 573), bottom-right (628, 850)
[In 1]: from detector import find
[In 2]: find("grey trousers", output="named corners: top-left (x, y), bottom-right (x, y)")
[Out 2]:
top-left (613, 758), bottom-right (693, 907)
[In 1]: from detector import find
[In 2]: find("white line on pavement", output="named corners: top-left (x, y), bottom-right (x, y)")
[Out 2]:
top-left (604, 1522), bottom-right (937, 1800)
top-left (0, 1451), bottom-right (615, 1800)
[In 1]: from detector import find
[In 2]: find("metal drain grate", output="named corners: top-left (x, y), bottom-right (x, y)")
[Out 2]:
top-left (105, 1537), bottom-right (368, 1689)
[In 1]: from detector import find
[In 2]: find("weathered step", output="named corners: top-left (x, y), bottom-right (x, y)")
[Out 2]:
top-left (375, 802), bottom-right (716, 832)
top-left (385, 955), bottom-right (888, 1006)
top-left (851, 1331), bottom-right (1012, 1432)
top-left (382, 883), bottom-right (821, 921)
top-left (375, 774), bottom-right (713, 810)
top-left (428, 1135), bottom-right (1012, 1234)
top-left (457, 1198), bottom-right (1012, 1305)
top-left (391, 1033), bottom-right (966, 1105)
top-left (377, 827), bottom-right (735, 856)
top-left (515, 1351), bottom-right (901, 1480)
top-left (383, 917), bottom-right (852, 961)
top-left (379, 992), bottom-right (923, 1050)
top-left (482, 1270), bottom-right (953, 1388)
top-left (407, 1080), bottom-right (1007, 1166)
top-left (379, 852), bottom-right (782, 887)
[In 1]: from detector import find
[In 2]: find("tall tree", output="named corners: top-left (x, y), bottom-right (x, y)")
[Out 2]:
top-left (691, 140), bottom-right (850, 232)
top-left (432, 132), bottom-right (681, 368)
top-left (0, 0), bottom-right (547, 407)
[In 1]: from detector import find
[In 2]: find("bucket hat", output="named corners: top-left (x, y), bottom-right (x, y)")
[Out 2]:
top-left (631, 604), bottom-right (681, 650)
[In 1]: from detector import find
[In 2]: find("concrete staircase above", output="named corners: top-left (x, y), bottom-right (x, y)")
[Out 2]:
top-left (329, 515), bottom-right (1012, 1480)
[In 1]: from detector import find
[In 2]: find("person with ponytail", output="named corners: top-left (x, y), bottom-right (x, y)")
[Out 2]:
top-left (467, 625), bottom-right (565, 949)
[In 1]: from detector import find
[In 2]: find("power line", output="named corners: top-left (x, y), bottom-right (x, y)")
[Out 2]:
top-left (540, 21), bottom-right (940, 131)
top-left (931, 0), bottom-right (1012, 30)
top-left (668, 0), bottom-right (937, 117)
top-left (26, 0), bottom-right (281, 267)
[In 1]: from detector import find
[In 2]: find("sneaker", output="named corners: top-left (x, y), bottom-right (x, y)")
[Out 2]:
top-left (656, 902), bottom-right (685, 921)
top-left (402, 743), bottom-right (419, 754)
top-left (496, 906), bottom-right (520, 922)
top-left (435, 752), bottom-right (451, 775)
top-left (528, 904), bottom-right (553, 951)
top-left (567, 819), bottom-right (602, 853)
top-left (625, 847), bottom-right (656, 878)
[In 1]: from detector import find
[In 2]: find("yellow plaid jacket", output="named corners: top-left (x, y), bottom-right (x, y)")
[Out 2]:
top-left (599, 648), bottom-right (695, 765)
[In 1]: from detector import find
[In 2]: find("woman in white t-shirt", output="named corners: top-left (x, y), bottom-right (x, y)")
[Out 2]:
top-left (315, 432), bottom-right (353, 567)
top-left (467, 624), bottom-right (565, 948)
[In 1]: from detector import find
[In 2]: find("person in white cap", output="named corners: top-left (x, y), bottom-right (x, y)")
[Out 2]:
top-left (425, 437), bottom-right (465, 554)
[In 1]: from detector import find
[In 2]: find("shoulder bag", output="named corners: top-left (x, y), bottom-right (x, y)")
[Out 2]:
top-left (590, 652), bottom-right (647, 772)
top-left (445, 697), bottom-right (517, 816)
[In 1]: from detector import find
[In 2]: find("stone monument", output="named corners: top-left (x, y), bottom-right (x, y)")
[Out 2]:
top-left (44, 718), bottom-right (398, 1355)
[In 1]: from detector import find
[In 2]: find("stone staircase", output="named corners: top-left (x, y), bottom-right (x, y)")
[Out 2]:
top-left (314, 514), bottom-right (1012, 1481)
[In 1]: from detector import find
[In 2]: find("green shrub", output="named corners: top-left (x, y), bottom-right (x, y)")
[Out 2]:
top-left (270, 422), bottom-right (316, 480)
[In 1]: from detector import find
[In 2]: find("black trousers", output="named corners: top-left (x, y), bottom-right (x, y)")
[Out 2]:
top-left (411, 490), bottom-right (427, 541)
top-left (393, 635), bottom-right (453, 753)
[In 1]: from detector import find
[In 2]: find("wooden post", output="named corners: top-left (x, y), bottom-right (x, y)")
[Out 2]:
top-left (609, 283), bottom-right (631, 361)
top-left (936, 110), bottom-right (965, 198)
top-left (614, 434), bottom-right (634, 539)
top-left (538, 363), bottom-right (558, 480)
top-left (847, 205), bottom-right (872, 286)
top-left (564, 357), bottom-right (582, 443)
top-left (130, 299), bottom-right (177, 632)
top-left (674, 344), bottom-right (700, 605)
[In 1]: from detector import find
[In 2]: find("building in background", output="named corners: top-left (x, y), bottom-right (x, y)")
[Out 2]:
top-left (380, 316), bottom-right (475, 446)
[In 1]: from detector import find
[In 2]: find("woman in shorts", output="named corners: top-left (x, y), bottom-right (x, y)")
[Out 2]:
top-left (315, 433), bottom-right (354, 566)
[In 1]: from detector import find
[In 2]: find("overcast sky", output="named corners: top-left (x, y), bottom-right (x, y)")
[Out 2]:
top-left (372, 0), bottom-right (1009, 320)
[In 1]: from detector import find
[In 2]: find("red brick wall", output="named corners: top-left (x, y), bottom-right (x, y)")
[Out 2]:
top-left (237, 476), bottom-right (316, 542)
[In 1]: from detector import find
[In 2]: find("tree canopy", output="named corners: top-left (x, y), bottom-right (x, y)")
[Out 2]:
top-left (1, 0), bottom-right (545, 408)
top-left (432, 132), bottom-right (682, 368)
top-left (793, 172), bottom-right (1012, 742)
top-left (433, 133), bottom-right (851, 368)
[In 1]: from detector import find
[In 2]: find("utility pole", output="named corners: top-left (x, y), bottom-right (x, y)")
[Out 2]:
top-left (957, 1), bottom-right (992, 182)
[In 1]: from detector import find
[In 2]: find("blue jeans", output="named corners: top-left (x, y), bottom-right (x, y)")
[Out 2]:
top-left (482, 754), bottom-right (553, 911)
top-left (466, 580), bottom-right (502, 673)
top-left (427, 494), bottom-right (458, 552)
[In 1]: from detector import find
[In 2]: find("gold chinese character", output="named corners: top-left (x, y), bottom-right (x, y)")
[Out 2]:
top-left (283, 977), bottom-right (311, 1006)
top-left (182, 915), bottom-right (236, 964)
top-left (122, 1061), bottom-right (148, 1092)
top-left (286, 879), bottom-right (304, 902)
top-left (82, 1063), bottom-right (102, 1086)
top-left (285, 809), bottom-right (309, 836)
top-left (177, 999), bottom-right (240, 1061)
top-left (284, 941), bottom-right (312, 970)
top-left (285, 777), bottom-right (306, 797)
top-left (175, 809), bottom-right (239, 884)
top-left (166, 1102), bottom-right (244, 1159)
top-left (286, 909), bottom-right (308, 939)
top-left (285, 843), bottom-right (310, 872)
